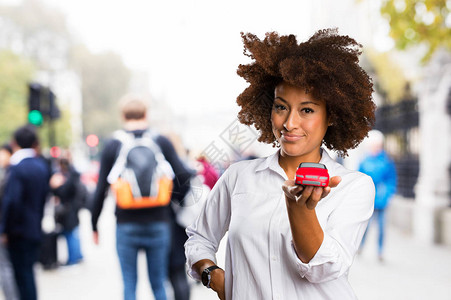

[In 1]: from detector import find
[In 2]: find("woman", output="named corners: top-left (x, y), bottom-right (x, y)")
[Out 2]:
top-left (185, 29), bottom-right (376, 299)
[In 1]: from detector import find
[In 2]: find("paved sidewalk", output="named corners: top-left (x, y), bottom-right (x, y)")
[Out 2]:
top-left (3, 200), bottom-right (450, 300)
top-left (350, 222), bottom-right (451, 300)
top-left (35, 201), bottom-right (219, 300)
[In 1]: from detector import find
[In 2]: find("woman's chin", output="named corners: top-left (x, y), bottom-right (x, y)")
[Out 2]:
top-left (280, 145), bottom-right (303, 157)
top-left (279, 143), bottom-right (319, 160)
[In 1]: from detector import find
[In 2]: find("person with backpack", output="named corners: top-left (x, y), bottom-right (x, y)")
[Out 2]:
top-left (91, 95), bottom-right (193, 300)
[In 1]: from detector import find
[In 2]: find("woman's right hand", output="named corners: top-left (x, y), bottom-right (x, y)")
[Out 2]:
top-left (210, 267), bottom-right (225, 300)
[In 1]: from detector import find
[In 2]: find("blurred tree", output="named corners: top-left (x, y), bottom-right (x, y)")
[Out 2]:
top-left (365, 49), bottom-right (408, 103)
top-left (0, 0), bottom-right (72, 70)
top-left (0, 50), bottom-right (34, 143)
top-left (0, 50), bottom-right (71, 148)
top-left (1, 0), bottom-right (131, 147)
top-left (380, 0), bottom-right (451, 62)
top-left (0, 0), bottom-right (73, 149)
top-left (70, 45), bottom-right (131, 139)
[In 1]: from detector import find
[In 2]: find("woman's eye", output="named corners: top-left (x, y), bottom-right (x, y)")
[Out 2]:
top-left (273, 104), bottom-right (286, 111)
top-left (301, 107), bottom-right (314, 114)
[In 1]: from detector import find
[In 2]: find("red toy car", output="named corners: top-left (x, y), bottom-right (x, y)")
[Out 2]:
top-left (295, 162), bottom-right (330, 187)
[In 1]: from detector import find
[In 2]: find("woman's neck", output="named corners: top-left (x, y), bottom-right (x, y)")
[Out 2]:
top-left (278, 149), bottom-right (322, 180)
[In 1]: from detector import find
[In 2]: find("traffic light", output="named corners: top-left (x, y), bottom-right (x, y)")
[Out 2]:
top-left (50, 146), bottom-right (61, 158)
top-left (86, 134), bottom-right (99, 148)
top-left (28, 110), bottom-right (43, 126)
top-left (28, 82), bottom-right (41, 111)
top-left (27, 82), bottom-right (60, 125)
top-left (48, 90), bottom-right (60, 120)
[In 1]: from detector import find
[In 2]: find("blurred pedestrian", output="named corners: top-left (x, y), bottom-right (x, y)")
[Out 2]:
top-left (0, 143), bottom-right (12, 182)
top-left (358, 129), bottom-right (397, 261)
top-left (0, 143), bottom-right (20, 300)
top-left (185, 29), bottom-right (376, 299)
top-left (196, 156), bottom-right (219, 190)
top-left (168, 205), bottom-right (194, 300)
top-left (0, 125), bottom-right (51, 300)
top-left (50, 153), bottom-right (86, 266)
top-left (163, 137), bottom-right (198, 300)
top-left (91, 95), bottom-right (192, 300)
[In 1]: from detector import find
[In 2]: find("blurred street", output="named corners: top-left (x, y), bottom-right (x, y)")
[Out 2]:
top-left (5, 199), bottom-right (447, 300)
top-left (1, 1), bottom-right (451, 300)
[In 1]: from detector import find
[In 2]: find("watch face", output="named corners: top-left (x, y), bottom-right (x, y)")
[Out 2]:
top-left (202, 266), bottom-right (220, 288)
top-left (201, 271), bottom-right (209, 286)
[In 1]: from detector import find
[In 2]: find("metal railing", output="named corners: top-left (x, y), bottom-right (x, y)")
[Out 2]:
top-left (374, 98), bottom-right (419, 199)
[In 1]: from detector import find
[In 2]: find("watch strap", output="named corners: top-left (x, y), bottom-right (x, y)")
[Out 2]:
top-left (202, 265), bottom-right (221, 288)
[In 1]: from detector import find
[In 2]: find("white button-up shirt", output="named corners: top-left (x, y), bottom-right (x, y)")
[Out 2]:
top-left (185, 149), bottom-right (375, 300)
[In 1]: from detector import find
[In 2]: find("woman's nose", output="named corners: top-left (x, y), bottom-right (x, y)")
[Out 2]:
top-left (283, 111), bottom-right (299, 131)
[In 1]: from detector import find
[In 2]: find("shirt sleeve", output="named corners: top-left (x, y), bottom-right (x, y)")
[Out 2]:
top-left (184, 166), bottom-right (232, 281)
top-left (0, 168), bottom-right (23, 235)
top-left (290, 174), bottom-right (375, 283)
top-left (156, 135), bottom-right (195, 205)
top-left (91, 138), bottom-right (120, 232)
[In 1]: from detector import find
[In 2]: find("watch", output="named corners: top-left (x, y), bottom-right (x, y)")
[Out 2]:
top-left (201, 265), bottom-right (221, 288)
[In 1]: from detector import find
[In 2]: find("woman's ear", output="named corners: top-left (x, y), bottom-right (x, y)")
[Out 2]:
top-left (327, 116), bottom-right (333, 127)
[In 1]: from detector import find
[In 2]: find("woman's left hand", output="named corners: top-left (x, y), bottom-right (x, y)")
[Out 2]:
top-left (282, 176), bottom-right (341, 210)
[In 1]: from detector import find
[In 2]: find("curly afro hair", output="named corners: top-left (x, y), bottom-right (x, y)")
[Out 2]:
top-left (236, 28), bottom-right (375, 157)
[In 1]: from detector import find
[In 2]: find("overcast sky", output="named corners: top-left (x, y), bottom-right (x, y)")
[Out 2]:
top-left (38, 0), bottom-right (316, 116)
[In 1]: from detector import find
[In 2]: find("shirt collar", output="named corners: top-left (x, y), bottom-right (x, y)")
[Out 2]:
top-left (255, 150), bottom-right (286, 180)
top-left (319, 148), bottom-right (333, 167)
top-left (10, 148), bottom-right (37, 166)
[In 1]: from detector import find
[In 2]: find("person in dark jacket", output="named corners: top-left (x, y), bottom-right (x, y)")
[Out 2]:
top-left (50, 155), bottom-right (85, 265)
top-left (0, 125), bottom-right (51, 300)
top-left (0, 143), bottom-right (19, 300)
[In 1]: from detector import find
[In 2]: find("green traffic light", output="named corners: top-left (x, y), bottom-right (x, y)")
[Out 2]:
top-left (28, 110), bottom-right (43, 126)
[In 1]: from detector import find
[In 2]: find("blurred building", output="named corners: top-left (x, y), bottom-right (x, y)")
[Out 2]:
top-left (413, 50), bottom-right (451, 245)
top-left (310, 0), bottom-right (451, 246)
top-left (350, 50), bottom-right (451, 247)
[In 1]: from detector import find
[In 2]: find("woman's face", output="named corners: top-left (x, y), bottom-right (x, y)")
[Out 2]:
top-left (271, 82), bottom-right (329, 162)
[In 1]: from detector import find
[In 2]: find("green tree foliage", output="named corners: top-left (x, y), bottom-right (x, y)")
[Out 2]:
top-left (0, 49), bottom-right (71, 148)
top-left (381, 0), bottom-right (451, 62)
top-left (0, 0), bottom-right (73, 148)
top-left (70, 45), bottom-right (131, 139)
top-left (1, 0), bottom-right (131, 148)
top-left (0, 50), bottom-right (34, 143)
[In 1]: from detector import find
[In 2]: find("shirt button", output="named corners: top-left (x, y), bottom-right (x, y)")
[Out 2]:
top-left (272, 256), bottom-right (277, 261)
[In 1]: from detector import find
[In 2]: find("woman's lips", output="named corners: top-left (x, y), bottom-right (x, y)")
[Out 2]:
top-left (281, 132), bottom-right (304, 142)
